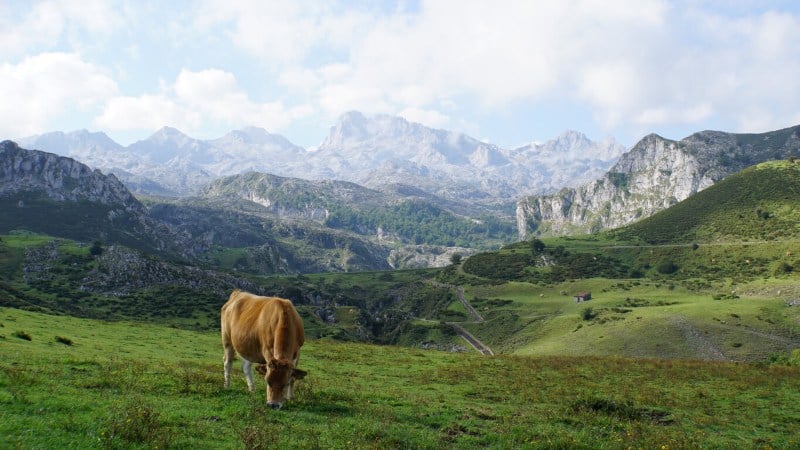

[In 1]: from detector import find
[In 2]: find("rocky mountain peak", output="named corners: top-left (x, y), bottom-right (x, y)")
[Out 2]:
top-left (151, 126), bottom-right (189, 141)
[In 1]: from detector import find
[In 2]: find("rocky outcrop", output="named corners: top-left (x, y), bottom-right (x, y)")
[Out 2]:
top-left (0, 140), bottom-right (196, 257)
top-left (0, 140), bottom-right (145, 213)
top-left (388, 245), bottom-right (477, 269)
top-left (517, 125), bottom-right (800, 238)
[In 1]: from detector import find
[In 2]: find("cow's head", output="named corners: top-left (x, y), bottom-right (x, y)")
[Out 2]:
top-left (256, 359), bottom-right (307, 410)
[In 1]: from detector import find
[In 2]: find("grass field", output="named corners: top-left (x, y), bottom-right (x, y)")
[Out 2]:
top-left (2, 307), bottom-right (800, 449)
top-left (462, 278), bottom-right (800, 360)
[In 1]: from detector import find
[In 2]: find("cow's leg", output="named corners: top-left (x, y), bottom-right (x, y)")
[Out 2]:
top-left (242, 359), bottom-right (256, 392)
top-left (223, 346), bottom-right (235, 389)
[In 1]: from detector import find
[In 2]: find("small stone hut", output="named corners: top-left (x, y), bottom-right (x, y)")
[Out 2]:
top-left (573, 291), bottom-right (592, 303)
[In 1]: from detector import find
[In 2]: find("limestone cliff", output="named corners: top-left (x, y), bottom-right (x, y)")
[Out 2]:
top-left (516, 125), bottom-right (800, 238)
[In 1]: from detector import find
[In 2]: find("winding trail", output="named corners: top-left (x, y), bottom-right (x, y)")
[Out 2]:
top-left (454, 286), bottom-right (484, 323)
top-left (429, 281), bottom-right (494, 356)
top-left (449, 323), bottom-right (494, 355)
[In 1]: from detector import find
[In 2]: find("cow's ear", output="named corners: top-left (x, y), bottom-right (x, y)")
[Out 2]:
top-left (293, 368), bottom-right (308, 379)
top-left (256, 364), bottom-right (267, 375)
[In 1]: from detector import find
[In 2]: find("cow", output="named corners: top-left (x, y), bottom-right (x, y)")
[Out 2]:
top-left (221, 289), bottom-right (307, 410)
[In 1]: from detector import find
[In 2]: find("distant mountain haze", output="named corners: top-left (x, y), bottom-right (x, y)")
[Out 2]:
top-left (16, 111), bottom-right (626, 202)
top-left (11, 113), bottom-right (800, 245)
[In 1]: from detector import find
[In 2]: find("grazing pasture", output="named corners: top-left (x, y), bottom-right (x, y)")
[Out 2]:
top-left (2, 307), bottom-right (799, 449)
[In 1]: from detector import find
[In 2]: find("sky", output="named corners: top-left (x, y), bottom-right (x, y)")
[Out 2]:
top-left (2, 0), bottom-right (800, 150)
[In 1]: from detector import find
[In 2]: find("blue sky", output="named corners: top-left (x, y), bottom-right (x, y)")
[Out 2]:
top-left (2, 0), bottom-right (800, 150)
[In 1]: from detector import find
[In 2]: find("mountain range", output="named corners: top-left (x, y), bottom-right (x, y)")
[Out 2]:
top-left (8, 113), bottom-right (800, 265)
top-left (16, 111), bottom-right (626, 203)
top-left (0, 140), bottom-right (497, 273)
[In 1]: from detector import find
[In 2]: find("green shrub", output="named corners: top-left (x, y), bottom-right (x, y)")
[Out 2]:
top-left (656, 260), bottom-right (679, 275)
top-left (12, 331), bottom-right (32, 341)
top-left (100, 401), bottom-right (172, 448)
top-left (55, 335), bottom-right (73, 346)
top-left (774, 262), bottom-right (793, 275)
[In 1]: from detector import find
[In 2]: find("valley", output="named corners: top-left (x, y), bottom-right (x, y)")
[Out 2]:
top-left (2, 140), bottom-right (800, 447)
top-left (6, 2), bottom-right (800, 446)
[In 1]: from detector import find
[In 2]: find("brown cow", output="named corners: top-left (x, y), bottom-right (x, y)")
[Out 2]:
top-left (221, 290), bottom-right (307, 409)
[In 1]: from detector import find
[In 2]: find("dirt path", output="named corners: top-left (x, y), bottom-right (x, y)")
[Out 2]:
top-left (427, 281), bottom-right (493, 355)
top-left (454, 286), bottom-right (484, 323)
top-left (449, 323), bottom-right (494, 356)
top-left (668, 316), bottom-right (729, 361)
top-left (449, 289), bottom-right (494, 355)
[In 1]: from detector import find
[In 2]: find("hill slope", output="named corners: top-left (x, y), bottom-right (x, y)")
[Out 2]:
top-left (0, 140), bottom-right (189, 257)
top-left (452, 161), bottom-right (800, 359)
top-left (2, 307), bottom-right (799, 449)
top-left (200, 171), bottom-right (515, 249)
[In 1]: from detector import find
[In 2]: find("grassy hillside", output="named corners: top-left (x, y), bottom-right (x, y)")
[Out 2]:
top-left (0, 231), bottom-right (462, 346)
top-left (444, 161), bottom-right (800, 360)
top-left (3, 160), bottom-right (800, 363)
top-left (459, 278), bottom-right (800, 360)
top-left (0, 195), bottom-right (165, 256)
top-left (2, 307), bottom-right (799, 449)
top-left (612, 160), bottom-right (800, 244)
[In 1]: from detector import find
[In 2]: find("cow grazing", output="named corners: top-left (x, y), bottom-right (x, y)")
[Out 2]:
top-left (221, 290), bottom-right (307, 409)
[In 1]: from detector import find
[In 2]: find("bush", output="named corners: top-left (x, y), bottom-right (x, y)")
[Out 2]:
top-left (774, 262), bottom-right (793, 275)
top-left (12, 331), bottom-right (32, 341)
top-left (656, 260), bottom-right (679, 275)
top-left (89, 240), bottom-right (103, 256)
top-left (450, 253), bottom-right (462, 265)
top-left (100, 401), bottom-right (172, 448)
top-left (581, 307), bottom-right (598, 321)
top-left (55, 336), bottom-right (73, 346)
top-left (530, 239), bottom-right (546, 254)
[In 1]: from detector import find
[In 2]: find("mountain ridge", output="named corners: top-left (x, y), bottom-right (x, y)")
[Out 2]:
top-left (516, 124), bottom-right (800, 238)
top-left (0, 140), bottom-right (195, 257)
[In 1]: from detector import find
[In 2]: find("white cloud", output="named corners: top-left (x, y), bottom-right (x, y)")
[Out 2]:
top-left (397, 107), bottom-right (450, 129)
top-left (211, 0), bottom-right (676, 133)
top-left (0, 2), bottom-right (64, 57)
top-left (95, 68), bottom-right (314, 137)
top-left (95, 94), bottom-right (199, 132)
top-left (0, 52), bottom-right (117, 138)
top-left (0, 0), bottom-right (121, 58)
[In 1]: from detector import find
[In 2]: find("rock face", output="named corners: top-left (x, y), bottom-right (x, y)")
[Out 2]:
top-left (0, 140), bottom-right (144, 212)
top-left (516, 125), bottom-right (800, 238)
top-left (0, 140), bottom-right (199, 257)
top-left (201, 171), bottom-right (390, 222)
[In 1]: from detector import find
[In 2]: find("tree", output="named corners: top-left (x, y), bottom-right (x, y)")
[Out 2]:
top-left (450, 253), bottom-right (463, 265)
top-left (656, 260), bottom-right (678, 275)
top-left (89, 240), bottom-right (103, 256)
top-left (530, 238), bottom-right (546, 254)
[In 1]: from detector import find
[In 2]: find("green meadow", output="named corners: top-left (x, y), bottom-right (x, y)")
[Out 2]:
top-left (462, 278), bottom-right (800, 361)
top-left (2, 160), bottom-right (800, 448)
top-left (2, 307), bottom-right (800, 449)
